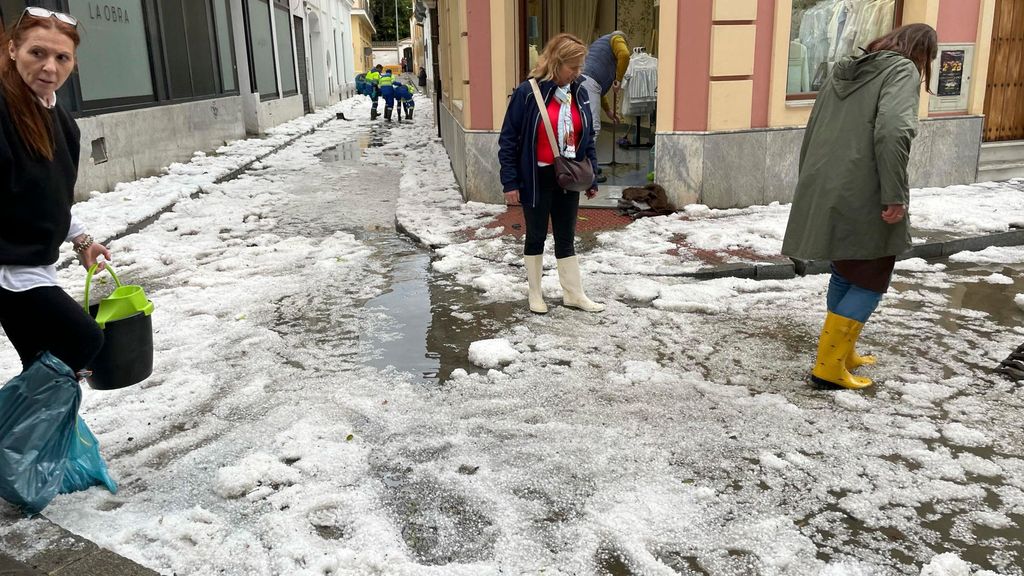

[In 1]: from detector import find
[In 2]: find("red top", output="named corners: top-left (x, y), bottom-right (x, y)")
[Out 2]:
top-left (536, 97), bottom-right (582, 165)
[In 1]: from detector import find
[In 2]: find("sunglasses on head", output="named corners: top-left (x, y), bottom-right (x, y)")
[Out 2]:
top-left (16, 7), bottom-right (78, 28)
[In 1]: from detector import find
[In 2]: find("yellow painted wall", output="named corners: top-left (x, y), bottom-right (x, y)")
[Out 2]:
top-left (901, 0), bottom-right (940, 118)
top-left (351, 16), bottom-right (373, 73)
top-left (438, 0), bottom-right (467, 125)
top-left (768, 0), bottom-right (811, 127)
top-left (710, 25), bottom-right (756, 76)
top-left (656, 0), bottom-right (678, 133)
top-left (969, 0), bottom-right (997, 115)
top-left (713, 0), bottom-right (757, 21)
top-left (708, 80), bottom-right (754, 130)
top-left (490, 0), bottom-right (517, 131)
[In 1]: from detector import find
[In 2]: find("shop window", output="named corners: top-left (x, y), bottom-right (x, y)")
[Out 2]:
top-left (518, 0), bottom-right (647, 81)
top-left (158, 0), bottom-right (218, 99)
top-left (274, 4), bottom-right (297, 95)
top-left (183, 1), bottom-right (217, 97)
top-left (788, 0), bottom-right (902, 99)
top-left (0, 0), bottom-right (24, 28)
top-left (524, 0), bottom-right (543, 74)
top-left (67, 0), bottom-right (155, 106)
top-left (159, 0), bottom-right (192, 98)
top-left (247, 0), bottom-right (277, 98)
top-left (212, 0), bottom-right (237, 92)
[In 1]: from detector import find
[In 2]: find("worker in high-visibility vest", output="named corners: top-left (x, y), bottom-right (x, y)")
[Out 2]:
top-left (394, 81), bottom-right (414, 121)
top-left (365, 65), bottom-right (383, 119)
top-left (378, 70), bottom-right (396, 121)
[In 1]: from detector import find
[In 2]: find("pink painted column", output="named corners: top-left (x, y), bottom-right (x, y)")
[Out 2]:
top-left (751, 0), bottom-right (776, 128)
top-left (466, 1), bottom-right (493, 130)
top-left (675, 0), bottom-right (713, 131)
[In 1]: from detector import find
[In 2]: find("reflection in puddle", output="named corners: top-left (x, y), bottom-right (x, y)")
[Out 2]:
top-left (319, 140), bottom-right (362, 164)
top-left (891, 261), bottom-right (1024, 328)
top-left (359, 237), bottom-right (518, 383)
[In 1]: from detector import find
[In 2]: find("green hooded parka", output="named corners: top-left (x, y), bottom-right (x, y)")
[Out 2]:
top-left (782, 50), bottom-right (921, 261)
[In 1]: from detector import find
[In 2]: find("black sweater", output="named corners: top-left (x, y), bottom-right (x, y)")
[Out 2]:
top-left (0, 89), bottom-right (80, 266)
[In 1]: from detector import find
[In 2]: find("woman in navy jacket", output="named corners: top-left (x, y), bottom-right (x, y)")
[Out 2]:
top-left (498, 33), bottom-right (603, 314)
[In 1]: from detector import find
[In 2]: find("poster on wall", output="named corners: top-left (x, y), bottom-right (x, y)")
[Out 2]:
top-left (937, 50), bottom-right (965, 97)
top-left (928, 43), bottom-right (973, 113)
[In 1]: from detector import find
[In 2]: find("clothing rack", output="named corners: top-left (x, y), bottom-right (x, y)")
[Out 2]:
top-left (602, 48), bottom-right (649, 165)
top-left (619, 46), bottom-right (654, 150)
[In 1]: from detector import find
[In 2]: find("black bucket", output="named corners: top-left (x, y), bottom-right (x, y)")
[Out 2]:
top-left (86, 305), bottom-right (153, 390)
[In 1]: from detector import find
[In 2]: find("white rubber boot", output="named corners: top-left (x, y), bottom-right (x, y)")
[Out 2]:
top-left (556, 256), bottom-right (605, 312)
top-left (525, 255), bottom-right (548, 314)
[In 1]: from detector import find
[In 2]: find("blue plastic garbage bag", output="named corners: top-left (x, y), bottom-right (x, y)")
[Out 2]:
top-left (0, 352), bottom-right (117, 514)
top-left (61, 417), bottom-right (117, 495)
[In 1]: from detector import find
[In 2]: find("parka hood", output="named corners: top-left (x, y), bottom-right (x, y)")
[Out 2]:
top-left (830, 50), bottom-right (908, 100)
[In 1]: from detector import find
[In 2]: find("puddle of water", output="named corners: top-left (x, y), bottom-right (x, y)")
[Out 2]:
top-left (319, 140), bottom-right (362, 164)
top-left (941, 263), bottom-right (1024, 326)
top-left (360, 237), bottom-right (519, 383)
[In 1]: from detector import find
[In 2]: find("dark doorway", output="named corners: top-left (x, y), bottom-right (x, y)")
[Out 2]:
top-left (294, 15), bottom-right (312, 113)
top-left (430, 5), bottom-right (441, 137)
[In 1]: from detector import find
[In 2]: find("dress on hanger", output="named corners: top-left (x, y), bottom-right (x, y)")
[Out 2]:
top-left (789, 40), bottom-right (811, 93)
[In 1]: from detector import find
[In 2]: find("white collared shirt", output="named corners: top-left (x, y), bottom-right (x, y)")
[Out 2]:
top-left (0, 92), bottom-right (86, 292)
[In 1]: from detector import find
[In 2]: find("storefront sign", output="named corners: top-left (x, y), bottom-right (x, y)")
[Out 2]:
top-left (68, 0), bottom-right (153, 102)
top-left (86, 3), bottom-right (131, 24)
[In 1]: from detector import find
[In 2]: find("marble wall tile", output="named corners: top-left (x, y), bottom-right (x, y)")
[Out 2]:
top-left (439, 106), bottom-right (468, 199)
top-left (913, 117), bottom-right (983, 188)
top-left (703, 131), bottom-right (767, 208)
top-left (764, 128), bottom-right (803, 204)
top-left (906, 119), bottom-right (934, 188)
top-left (466, 132), bottom-right (503, 204)
top-left (655, 134), bottom-right (703, 208)
top-left (448, 118), bottom-right (984, 208)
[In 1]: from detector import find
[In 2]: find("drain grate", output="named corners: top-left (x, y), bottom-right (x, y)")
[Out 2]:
top-left (998, 343), bottom-right (1024, 381)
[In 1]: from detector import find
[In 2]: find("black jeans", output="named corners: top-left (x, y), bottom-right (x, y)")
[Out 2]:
top-left (0, 285), bottom-right (103, 373)
top-left (523, 165), bottom-right (580, 258)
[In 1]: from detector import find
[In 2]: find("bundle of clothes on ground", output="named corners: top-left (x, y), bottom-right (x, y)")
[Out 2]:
top-left (998, 342), bottom-right (1024, 382)
top-left (616, 183), bottom-right (674, 219)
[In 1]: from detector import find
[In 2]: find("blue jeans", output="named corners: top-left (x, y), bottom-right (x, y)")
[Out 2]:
top-left (827, 264), bottom-right (883, 323)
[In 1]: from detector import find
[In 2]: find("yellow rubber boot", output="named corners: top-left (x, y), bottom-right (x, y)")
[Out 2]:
top-left (811, 312), bottom-right (873, 389)
top-left (846, 322), bottom-right (877, 370)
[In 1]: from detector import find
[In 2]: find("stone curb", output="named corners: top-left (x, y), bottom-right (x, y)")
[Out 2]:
top-left (0, 517), bottom-right (157, 575)
top-left (694, 229), bottom-right (1024, 281)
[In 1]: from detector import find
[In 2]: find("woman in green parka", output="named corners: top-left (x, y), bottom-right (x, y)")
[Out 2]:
top-left (782, 24), bottom-right (937, 390)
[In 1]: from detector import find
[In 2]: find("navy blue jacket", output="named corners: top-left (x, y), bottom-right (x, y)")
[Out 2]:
top-left (497, 77), bottom-right (598, 207)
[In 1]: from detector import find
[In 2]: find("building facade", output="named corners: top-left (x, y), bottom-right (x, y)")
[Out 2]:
top-left (428, 0), bottom-right (1024, 209)
top-left (0, 0), bottom-right (356, 200)
top-left (350, 0), bottom-right (374, 72)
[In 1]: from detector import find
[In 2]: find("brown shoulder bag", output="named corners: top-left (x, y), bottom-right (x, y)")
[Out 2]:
top-left (529, 79), bottom-right (595, 193)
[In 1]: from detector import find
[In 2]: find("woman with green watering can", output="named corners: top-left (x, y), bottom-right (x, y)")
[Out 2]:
top-left (0, 8), bottom-right (110, 379)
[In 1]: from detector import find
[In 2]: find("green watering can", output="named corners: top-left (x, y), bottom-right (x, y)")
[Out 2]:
top-left (82, 264), bottom-right (155, 390)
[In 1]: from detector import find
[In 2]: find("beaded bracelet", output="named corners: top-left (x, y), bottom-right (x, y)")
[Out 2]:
top-left (72, 234), bottom-right (93, 255)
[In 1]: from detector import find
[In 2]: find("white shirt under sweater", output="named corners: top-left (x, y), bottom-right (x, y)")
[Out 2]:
top-left (0, 92), bottom-right (87, 292)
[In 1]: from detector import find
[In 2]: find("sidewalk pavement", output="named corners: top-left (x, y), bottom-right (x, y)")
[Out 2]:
top-left (460, 192), bottom-right (1024, 281)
